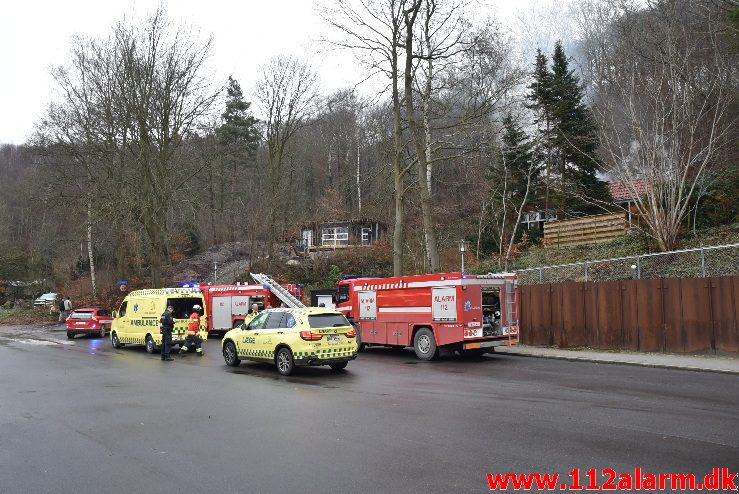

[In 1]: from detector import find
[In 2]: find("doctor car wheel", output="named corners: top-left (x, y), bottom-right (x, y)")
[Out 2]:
top-left (223, 341), bottom-right (240, 367)
top-left (329, 361), bottom-right (348, 372)
top-left (111, 332), bottom-right (122, 348)
top-left (275, 347), bottom-right (294, 376)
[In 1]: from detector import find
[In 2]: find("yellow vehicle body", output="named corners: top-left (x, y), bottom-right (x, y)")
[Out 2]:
top-left (110, 288), bottom-right (207, 353)
top-left (222, 307), bottom-right (358, 376)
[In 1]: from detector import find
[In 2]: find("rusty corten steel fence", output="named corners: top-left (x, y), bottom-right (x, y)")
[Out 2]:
top-left (519, 276), bottom-right (739, 354)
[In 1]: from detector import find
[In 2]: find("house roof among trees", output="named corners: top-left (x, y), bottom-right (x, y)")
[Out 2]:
top-left (609, 179), bottom-right (651, 201)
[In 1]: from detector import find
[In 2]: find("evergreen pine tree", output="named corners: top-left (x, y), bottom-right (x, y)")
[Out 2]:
top-left (501, 113), bottom-right (537, 200)
top-left (217, 76), bottom-right (260, 154)
top-left (526, 42), bottom-right (610, 216)
top-left (549, 41), bottom-right (608, 209)
top-left (526, 49), bottom-right (556, 218)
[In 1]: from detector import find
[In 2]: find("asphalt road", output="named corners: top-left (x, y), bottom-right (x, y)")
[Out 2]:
top-left (0, 324), bottom-right (737, 494)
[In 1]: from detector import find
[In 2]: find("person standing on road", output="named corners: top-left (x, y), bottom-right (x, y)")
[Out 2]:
top-left (61, 297), bottom-right (73, 323)
top-left (180, 305), bottom-right (203, 356)
top-left (160, 305), bottom-right (175, 362)
top-left (58, 296), bottom-right (67, 323)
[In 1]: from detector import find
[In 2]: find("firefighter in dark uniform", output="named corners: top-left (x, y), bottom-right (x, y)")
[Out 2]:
top-left (160, 305), bottom-right (175, 361)
top-left (180, 304), bottom-right (204, 356)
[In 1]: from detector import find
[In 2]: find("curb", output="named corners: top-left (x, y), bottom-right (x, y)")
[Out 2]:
top-left (496, 349), bottom-right (739, 375)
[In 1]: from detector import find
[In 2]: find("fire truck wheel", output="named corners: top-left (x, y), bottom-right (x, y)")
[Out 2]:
top-left (413, 328), bottom-right (438, 361)
top-left (275, 347), bottom-right (295, 376)
top-left (223, 341), bottom-right (241, 367)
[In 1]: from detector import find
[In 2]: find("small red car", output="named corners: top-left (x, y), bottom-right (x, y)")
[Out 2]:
top-left (66, 308), bottom-right (113, 339)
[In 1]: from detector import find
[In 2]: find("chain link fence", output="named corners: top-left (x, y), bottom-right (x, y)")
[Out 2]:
top-left (516, 243), bottom-right (739, 285)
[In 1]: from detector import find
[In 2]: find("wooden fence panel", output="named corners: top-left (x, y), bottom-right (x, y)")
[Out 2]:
top-left (680, 278), bottom-right (713, 353)
top-left (525, 285), bottom-right (551, 346)
top-left (621, 280), bottom-right (640, 351)
top-left (711, 277), bottom-right (739, 353)
top-left (662, 279), bottom-right (684, 353)
top-left (550, 284), bottom-right (564, 347)
top-left (596, 281), bottom-right (623, 350)
top-left (637, 279), bottom-right (664, 352)
top-left (583, 283), bottom-right (599, 348)
top-left (561, 283), bottom-right (586, 347)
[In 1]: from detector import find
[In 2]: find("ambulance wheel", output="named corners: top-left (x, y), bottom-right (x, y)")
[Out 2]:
top-left (145, 335), bottom-right (155, 354)
top-left (329, 361), bottom-right (348, 372)
top-left (223, 341), bottom-right (241, 367)
top-left (413, 328), bottom-right (438, 361)
top-left (275, 347), bottom-right (294, 376)
top-left (111, 332), bottom-right (122, 349)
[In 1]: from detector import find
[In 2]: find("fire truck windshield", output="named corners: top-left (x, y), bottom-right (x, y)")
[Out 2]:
top-left (337, 284), bottom-right (350, 303)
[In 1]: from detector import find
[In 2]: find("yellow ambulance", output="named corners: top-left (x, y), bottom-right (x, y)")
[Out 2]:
top-left (110, 288), bottom-right (207, 353)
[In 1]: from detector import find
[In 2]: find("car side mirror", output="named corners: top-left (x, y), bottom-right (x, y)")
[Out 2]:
top-left (332, 293), bottom-right (338, 304)
top-left (112, 310), bottom-right (118, 319)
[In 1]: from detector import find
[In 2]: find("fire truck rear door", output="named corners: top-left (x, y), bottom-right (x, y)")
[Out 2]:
top-left (432, 287), bottom-right (457, 321)
top-left (212, 296), bottom-right (233, 330)
top-left (231, 296), bottom-right (250, 318)
top-left (358, 291), bottom-right (380, 343)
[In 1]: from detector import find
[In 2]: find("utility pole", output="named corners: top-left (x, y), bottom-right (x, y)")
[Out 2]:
top-left (459, 240), bottom-right (466, 273)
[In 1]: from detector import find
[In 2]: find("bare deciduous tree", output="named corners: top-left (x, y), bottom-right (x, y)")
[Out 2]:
top-left (255, 55), bottom-right (318, 265)
top-left (593, 1), bottom-right (736, 250)
top-left (41, 8), bottom-right (217, 286)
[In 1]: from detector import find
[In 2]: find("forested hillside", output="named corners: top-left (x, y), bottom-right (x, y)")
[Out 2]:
top-left (0, 0), bottom-right (736, 300)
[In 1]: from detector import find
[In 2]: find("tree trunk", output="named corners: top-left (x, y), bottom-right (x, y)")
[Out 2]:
top-left (391, 12), bottom-right (405, 277)
top-left (87, 195), bottom-right (97, 299)
top-left (356, 138), bottom-right (362, 215)
top-left (404, 3), bottom-right (440, 272)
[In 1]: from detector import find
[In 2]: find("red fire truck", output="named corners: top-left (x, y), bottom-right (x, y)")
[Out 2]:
top-left (201, 279), bottom-right (303, 336)
top-left (334, 271), bottom-right (518, 360)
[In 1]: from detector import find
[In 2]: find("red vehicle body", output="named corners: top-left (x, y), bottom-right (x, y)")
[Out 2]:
top-left (201, 283), bottom-right (303, 335)
top-left (66, 308), bottom-right (113, 339)
top-left (334, 271), bottom-right (518, 360)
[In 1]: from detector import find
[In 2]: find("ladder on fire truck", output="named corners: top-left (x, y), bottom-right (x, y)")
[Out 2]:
top-left (250, 273), bottom-right (306, 308)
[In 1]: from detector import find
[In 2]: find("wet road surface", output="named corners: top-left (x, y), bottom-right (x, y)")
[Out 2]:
top-left (0, 324), bottom-right (737, 493)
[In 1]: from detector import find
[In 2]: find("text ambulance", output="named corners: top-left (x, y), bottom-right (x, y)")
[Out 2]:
top-left (334, 271), bottom-right (518, 360)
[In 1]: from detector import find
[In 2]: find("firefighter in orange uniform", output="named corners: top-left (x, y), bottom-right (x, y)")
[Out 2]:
top-left (180, 304), bottom-right (204, 356)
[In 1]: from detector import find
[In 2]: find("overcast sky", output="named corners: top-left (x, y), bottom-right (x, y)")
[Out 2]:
top-left (0, 0), bottom-right (571, 145)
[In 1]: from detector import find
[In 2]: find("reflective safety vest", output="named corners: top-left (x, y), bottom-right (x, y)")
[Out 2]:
top-left (188, 312), bottom-right (200, 335)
